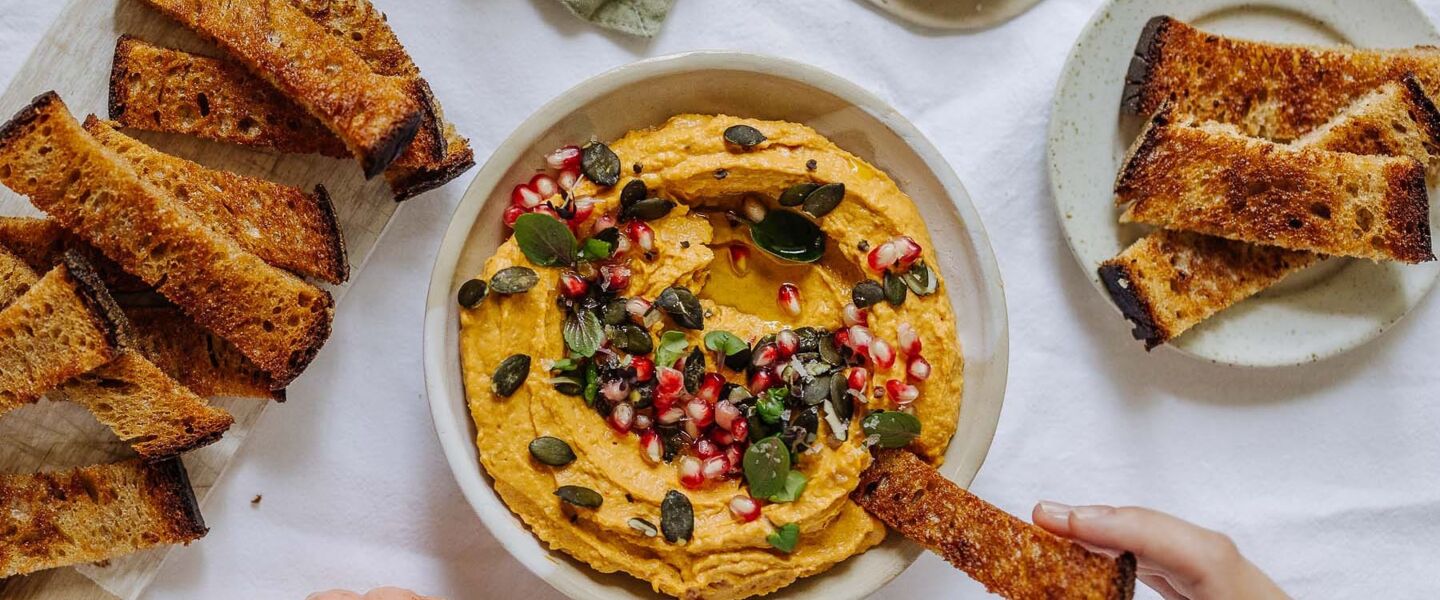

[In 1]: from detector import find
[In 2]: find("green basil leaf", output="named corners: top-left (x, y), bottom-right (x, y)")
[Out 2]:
top-left (756, 388), bottom-right (787, 424)
top-left (704, 330), bottom-right (748, 356)
top-left (743, 437), bottom-right (790, 499)
top-left (766, 470), bottom-right (808, 503)
top-left (564, 311), bottom-right (604, 357)
top-left (766, 523), bottom-right (800, 553)
top-left (861, 411), bottom-right (922, 449)
top-left (514, 213), bottom-right (577, 267)
top-left (749, 209), bottom-right (826, 264)
top-left (655, 330), bottom-right (690, 369)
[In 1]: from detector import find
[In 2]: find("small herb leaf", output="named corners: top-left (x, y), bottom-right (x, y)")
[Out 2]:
top-left (704, 331), bottom-right (748, 356)
top-left (861, 411), bottom-right (922, 449)
top-left (767, 523), bottom-right (800, 553)
top-left (655, 330), bottom-right (690, 369)
top-left (564, 311), bottom-right (605, 357)
top-left (513, 214), bottom-right (577, 267)
top-left (767, 470), bottom-right (808, 503)
top-left (743, 436), bottom-right (791, 499)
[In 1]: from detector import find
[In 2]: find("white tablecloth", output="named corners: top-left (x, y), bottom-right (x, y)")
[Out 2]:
top-left (2, 1), bottom-right (1439, 598)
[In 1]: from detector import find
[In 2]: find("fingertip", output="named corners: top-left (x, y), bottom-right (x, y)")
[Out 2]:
top-left (1032, 500), bottom-right (1075, 534)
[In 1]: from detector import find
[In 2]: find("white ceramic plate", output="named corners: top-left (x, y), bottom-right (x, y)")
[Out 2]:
top-left (864, 0), bottom-right (1042, 30)
top-left (423, 52), bottom-right (1008, 599)
top-left (1049, 0), bottom-right (1440, 367)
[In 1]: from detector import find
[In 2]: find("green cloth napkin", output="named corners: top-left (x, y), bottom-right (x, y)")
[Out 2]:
top-left (558, 0), bottom-right (675, 37)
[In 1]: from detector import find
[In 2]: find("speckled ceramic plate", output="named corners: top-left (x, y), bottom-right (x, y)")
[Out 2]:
top-left (1049, 0), bottom-right (1440, 367)
top-left (864, 0), bottom-right (1042, 30)
top-left (423, 52), bottom-right (1009, 599)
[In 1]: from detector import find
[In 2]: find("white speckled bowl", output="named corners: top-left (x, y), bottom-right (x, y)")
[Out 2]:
top-left (423, 52), bottom-right (1009, 599)
top-left (1049, 0), bottom-right (1440, 367)
top-left (864, 0), bottom-right (1043, 30)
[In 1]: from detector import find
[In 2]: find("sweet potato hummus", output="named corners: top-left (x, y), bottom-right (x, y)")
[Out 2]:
top-left (459, 115), bottom-right (962, 599)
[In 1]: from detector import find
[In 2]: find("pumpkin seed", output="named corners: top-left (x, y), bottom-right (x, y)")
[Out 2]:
top-left (851, 280), bottom-right (885, 309)
top-left (743, 437), bottom-right (791, 499)
top-left (801, 183), bottom-right (845, 218)
top-left (490, 266), bottom-right (539, 294)
top-left (551, 376), bottom-right (583, 396)
top-left (601, 297), bottom-right (629, 325)
top-left (621, 197), bottom-right (676, 222)
top-left (883, 271), bottom-right (908, 307)
top-left (683, 347), bottom-right (705, 393)
top-left (861, 411), bottom-right (922, 448)
top-left (786, 407), bottom-right (820, 454)
top-left (723, 124), bottom-right (766, 148)
top-left (794, 327), bottom-right (823, 353)
top-left (609, 323), bottom-right (653, 354)
top-left (529, 436), bottom-right (576, 466)
top-left (660, 490), bottom-right (694, 543)
top-left (555, 485), bottom-right (603, 509)
top-left (627, 517), bottom-right (659, 537)
top-left (822, 398), bottom-right (849, 442)
top-left (581, 142), bottom-right (620, 187)
top-left (492, 354), bottom-right (531, 397)
top-left (802, 376), bottom-right (831, 406)
top-left (457, 278), bottom-right (487, 308)
top-left (818, 335), bottom-right (843, 365)
top-left (619, 179), bottom-right (647, 209)
top-left (779, 183), bottom-right (820, 207)
top-left (901, 261), bottom-right (937, 296)
top-left (656, 286), bottom-right (704, 329)
top-left (828, 376), bottom-right (852, 420)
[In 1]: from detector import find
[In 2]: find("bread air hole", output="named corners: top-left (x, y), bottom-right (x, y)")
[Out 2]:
top-left (1309, 203), bottom-right (1332, 220)
top-left (195, 92), bottom-right (210, 117)
top-left (1357, 207), bottom-right (1375, 232)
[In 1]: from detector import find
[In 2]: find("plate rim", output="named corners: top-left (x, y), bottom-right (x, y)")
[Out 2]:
top-left (422, 50), bottom-right (1010, 599)
top-left (1046, 0), bottom-right (1440, 368)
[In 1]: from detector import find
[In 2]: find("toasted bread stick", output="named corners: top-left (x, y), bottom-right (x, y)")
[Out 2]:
top-left (0, 458), bottom-right (206, 578)
top-left (0, 92), bottom-right (333, 387)
top-left (853, 449), bottom-right (1136, 600)
top-left (136, 0), bottom-right (422, 177)
top-left (1102, 78), bottom-right (1440, 347)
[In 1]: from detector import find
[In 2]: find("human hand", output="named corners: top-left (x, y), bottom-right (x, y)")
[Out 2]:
top-left (1032, 503), bottom-right (1289, 600)
top-left (306, 587), bottom-right (439, 600)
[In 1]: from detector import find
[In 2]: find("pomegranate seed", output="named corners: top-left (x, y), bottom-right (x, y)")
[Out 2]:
top-left (557, 168), bottom-right (580, 191)
top-left (684, 418), bottom-right (703, 440)
top-left (657, 366), bottom-right (685, 393)
top-left (775, 330), bottom-right (799, 358)
top-left (626, 297), bottom-right (652, 322)
top-left (702, 456), bottom-right (730, 481)
top-left (530, 174), bottom-right (559, 199)
top-left (730, 418), bottom-right (749, 442)
top-left (592, 213), bottom-right (618, 235)
top-left (710, 427), bottom-right (735, 445)
top-left (715, 400), bottom-right (742, 430)
top-left (599, 263), bottom-right (630, 292)
top-left (866, 241), bottom-right (899, 272)
top-left (679, 456), bottom-right (705, 489)
top-left (897, 322), bottom-right (921, 357)
top-left (657, 405), bottom-right (684, 425)
top-left (729, 495), bottom-right (762, 522)
top-left (884, 379), bottom-right (919, 404)
top-left (609, 402), bottom-right (635, 432)
top-left (532, 204), bottom-right (560, 221)
top-left (847, 326), bottom-right (873, 354)
top-left (743, 197), bottom-right (767, 223)
top-left (842, 303), bottom-right (868, 327)
top-left (570, 197), bottom-right (596, 223)
top-left (698, 373), bottom-right (725, 404)
top-left (871, 339), bottom-right (896, 370)
top-left (615, 233), bottom-right (632, 254)
top-left (602, 379), bottom-right (630, 403)
top-left (892, 236), bottom-right (922, 267)
top-left (729, 245), bottom-right (751, 276)
top-left (685, 397), bottom-right (714, 427)
top-left (847, 367), bottom-right (869, 393)
top-left (639, 430), bottom-right (662, 463)
top-left (694, 438), bottom-right (722, 459)
top-left (749, 369), bottom-right (777, 393)
top-left (725, 444), bottom-right (744, 475)
top-left (833, 328), bottom-right (850, 349)
top-left (626, 220), bottom-right (655, 252)
top-left (502, 205), bottom-right (527, 228)
top-left (777, 283), bottom-right (801, 317)
top-left (751, 344), bottom-right (779, 368)
top-left (511, 183), bottom-right (543, 208)
top-left (558, 270), bottom-right (589, 299)
top-left (908, 356), bottom-right (932, 381)
top-left (633, 413), bottom-right (653, 431)
top-left (631, 356), bottom-right (654, 382)
top-left (545, 145), bottom-right (582, 170)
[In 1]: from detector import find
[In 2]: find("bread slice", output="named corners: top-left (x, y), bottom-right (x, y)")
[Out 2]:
top-left (137, 0), bottom-right (423, 178)
top-left (0, 254), bottom-right (125, 416)
top-left (1115, 112), bottom-right (1434, 263)
top-left (0, 458), bottom-right (206, 578)
top-left (109, 36), bottom-right (474, 200)
top-left (1123, 16), bottom-right (1440, 141)
top-left (0, 215), bottom-right (147, 293)
top-left (1102, 79), bottom-right (1440, 347)
top-left (85, 116), bottom-right (349, 283)
top-left (0, 244), bottom-right (36, 305)
top-left (853, 449), bottom-right (1136, 600)
top-left (0, 92), bottom-right (333, 387)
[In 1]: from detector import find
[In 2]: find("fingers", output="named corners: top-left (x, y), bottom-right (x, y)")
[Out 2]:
top-left (1032, 502), bottom-right (1240, 589)
top-left (307, 592), bottom-right (364, 600)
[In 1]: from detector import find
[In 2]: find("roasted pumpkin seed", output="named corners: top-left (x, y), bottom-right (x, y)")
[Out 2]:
top-left (492, 354), bottom-right (531, 397)
top-left (529, 436), bottom-right (576, 466)
top-left (581, 142), bottom-right (620, 187)
top-left (779, 183), bottom-right (820, 207)
top-left (490, 266), bottom-right (539, 294)
top-left (656, 286), bottom-right (704, 329)
top-left (723, 124), bottom-right (766, 148)
top-left (883, 271), bottom-right (908, 307)
top-left (801, 183), bottom-right (845, 218)
top-left (457, 278), bottom-right (487, 308)
top-left (555, 485), bottom-right (603, 509)
top-left (851, 280), bottom-right (885, 309)
top-left (661, 490), bottom-right (694, 543)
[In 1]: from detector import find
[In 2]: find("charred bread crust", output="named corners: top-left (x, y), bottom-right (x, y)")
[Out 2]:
top-left (387, 147), bottom-right (477, 201)
top-left (1399, 73), bottom-right (1440, 150)
top-left (1114, 106), bottom-right (1171, 202)
top-left (60, 250), bottom-right (131, 350)
top-left (135, 420), bottom-right (227, 462)
top-left (144, 458), bottom-right (208, 540)
top-left (361, 108), bottom-right (422, 179)
top-left (1121, 16), bottom-right (1176, 114)
top-left (276, 294), bottom-right (334, 389)
top-left (108, 35), bottom-right (138, 120)
top-left (312, 184), bottom-right (351, 282)
top-left (1385, 160), bottom-right (1436, 263)
top-left (0, 91), bottom-right (59, 151)
top-left (1098, 261), bottom-right (1168, 349)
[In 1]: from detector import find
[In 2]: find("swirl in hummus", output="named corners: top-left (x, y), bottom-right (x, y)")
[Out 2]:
top-left (460, 115), bottom-right (962, 599)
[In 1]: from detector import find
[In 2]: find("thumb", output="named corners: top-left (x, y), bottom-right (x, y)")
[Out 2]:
top-left (1033, 502), bottom-right (1240, 589)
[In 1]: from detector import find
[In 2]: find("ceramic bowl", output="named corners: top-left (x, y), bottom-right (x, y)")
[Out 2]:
top-left (423, 51), bottom-right (1009, 599)
top-left (1049, 0), bottom-right (1440, 366)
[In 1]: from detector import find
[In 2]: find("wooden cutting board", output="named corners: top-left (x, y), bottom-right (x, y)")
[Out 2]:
top-left (0, 0), bottom-right (414, 597)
